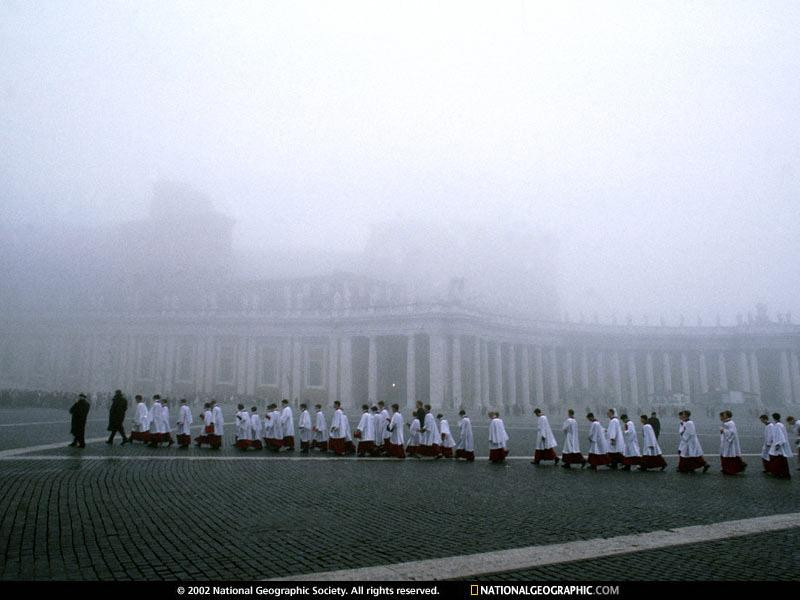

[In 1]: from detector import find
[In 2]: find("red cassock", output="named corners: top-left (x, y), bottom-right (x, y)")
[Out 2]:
top-left (489, 448), bottom-right (508, 463)
top-left (455, 449), bottom-right (475, 462)
top-left (767, 455), bottom-right (791, 479)
top-left (640, 455), bottom-right (667, 470)
top-left (561, 452), bottom-right (585, 465)
top-left (533, 448), bottom-right (559, 463)
top-left (588, 453), bottom-right (611, 466)
top-left (720, 456), bottom-right (747, 475)
top-left (677, 456), bottom-right (708, 472)
top-left (388, 443), bottom-right (406, 459)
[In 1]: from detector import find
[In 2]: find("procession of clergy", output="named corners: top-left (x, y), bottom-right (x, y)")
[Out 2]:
top-left (125, 393), bottom-right (797, 478)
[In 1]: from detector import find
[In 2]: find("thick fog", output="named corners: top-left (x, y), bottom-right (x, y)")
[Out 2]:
top-left (2, 1), bottom-right (799, 322)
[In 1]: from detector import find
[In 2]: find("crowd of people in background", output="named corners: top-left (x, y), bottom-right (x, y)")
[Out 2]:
top-left (59, 388), bottom-right (800, 480)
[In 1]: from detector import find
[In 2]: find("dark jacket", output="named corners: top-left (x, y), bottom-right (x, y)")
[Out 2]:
top-left (414, 407), bottom-right (427, 430)
top-left (648, 417), bottom-right (661, 439)
top-left (107, 393), bottom-right (128, 430)
top-left (70, 398), bottom-right (91, 436)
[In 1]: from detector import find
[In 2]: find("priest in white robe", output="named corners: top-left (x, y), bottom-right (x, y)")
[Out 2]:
top-left (386, 404), bottom-right (405, 459)
top-left (176, 398), bottom-right (193, 448)
top-left (606, 409), bottom-right (626, 469)
top-left (341, 410), bottom-right (356, 455)
top-left (356, 404), bottom-right (377, 456)
top-left (265, 403), bottom-right (283, 452)
top-left (147, 395), bottom-right (163, 446)
top-left (297, 403), bottom-right (312, 453)
top-left (639, 415), bottom-right (667, 470)
top-left (371, 406), bottom-right (383, 455)
top-left (719, 410), bottom-right (746, 475)
top-left (531, 408), bottom-right (559, 465)
top-left (586, 413), bottom-right (611, 470)
top-left (437, 414), bottom-right (456, 458)
top-left (677, 410), bottom-right (709, 473)
top-left (768, 413), bottom-right (792, 479)
top-left (621, 415), bottom-right (641, 470)
top-left (419, 405), bottom-right (442, 458)
top-left (560, 409), bottom-right (585, 468)
top-left (455, 410), bottom-right (475, 462)
top-left (132, 395), bottom-right (150, 443)
top-left (328, 401), bottom-right (347, 456)
top-left (311, 404), bottom-right (328, 452)
top-left (235, 403), bottom-right (251, 450)
top-left (759, 414), bottom-right (773, 472)
top-left (210, 400), bottom-right (224, 449)
top-left (249, 406), bottom-right (263, 450)
top-left (280, 399), bottom-right (295, 451)
top-left (489, 412), bottom-right (509, 463)
top-left (377, 401), bottom-right (392, 454)
top-left (195, 402), bottom-right (214, 447)
top-left (407, 416), bottom-right (421, 457)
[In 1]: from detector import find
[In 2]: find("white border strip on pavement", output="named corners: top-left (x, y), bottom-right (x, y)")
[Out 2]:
top-left (267, 512), bottom-right (800, 581)
top-left (0, 452), bottom-right (765, 461)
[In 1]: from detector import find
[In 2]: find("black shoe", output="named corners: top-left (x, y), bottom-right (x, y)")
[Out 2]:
top-left (78, 444), bottom-right (86, 449)
top-left (581, 461), bottom-right (587, 469)
top-left (68, 442), bottom-right (77, 447)
top-left (105, 440), bottom-right (113, 445)
top-left (702, 464), bottom-right (710, 473)
top-left (555, 457), bottom-right (560, 465)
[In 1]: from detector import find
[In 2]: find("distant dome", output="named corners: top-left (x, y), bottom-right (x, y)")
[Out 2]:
top-left (149, 181), bottom-right (215, 221)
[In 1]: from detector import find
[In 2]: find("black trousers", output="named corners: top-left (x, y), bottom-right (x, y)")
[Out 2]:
top-left (107, 425), bottom-right (126, 441)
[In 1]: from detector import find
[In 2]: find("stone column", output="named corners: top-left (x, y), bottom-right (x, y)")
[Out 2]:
top-left (291, 338), bottom-right (302, 402)
top-left (779, 351), bottom-right (793, 404)
top-left (680, 352), bottom-right (690, 395)
top-left (155, 336), bottom-right (167, 393)
top-left (596, 350), bottom-right (606, 391)
top-left (429, 333), bottom-right (446, 409)
top-left (790, 352), bottom-right (800, 404)
top-left (534, 346), bottom-right (545, 406)
top-left (406, 335), bottom-right (416, 409)
top-left (328, 337), bottom-right (339, 405)
top-left (749, 351), bottom-right (760, 397)
top-left (549, 348), bottom-right (559, 404)
top-left (163, 336), bottom-right (176, 394)
top-left (246, 337), bottom-right (257, 395)
top-left (368, 336), bottom-right (378, 403)
top-left (580, 348), bottom-right (589, 390)
top-left (662, 352), bottom-right (672, 393)
top-left (507, 344), bottom-right (517, 408)
top-left (564, 350), bottom-right (574, 390)
top-left (473, 337), bottom-right (482, 408)
top-left (718, 352), bottom-right (728, 391)
top-left (493, 342), bottom-right (503, 406)
top-left (280, 337), bottom-right (292, 399)
top-left (126, 335), bottom-right (138, 392)
top-left (699, 351), bottom-right (709, 393)
top-left (627, 352), bottom-right (639, 406)
top-left (738, 351), bottom-right (751, 393)
top-left (481, 340), bottom-right (490, 409)
top-left (203, 336), bottom-right (215, 393)
top-left (611, 351), bottom-right (622, 405)
top-left (339, 336), bottom-right (353, 408)
top-left (236, 338), bottom-right (247, 395)
top-left (520, 345), bottom-right (531, 409)
top-left (452, 335), bottom-right (462, 407)
top-left (645, 352), bottom-right (655, 398)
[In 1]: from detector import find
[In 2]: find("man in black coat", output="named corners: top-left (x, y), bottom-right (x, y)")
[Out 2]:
top-left (69, 393), bottom-right (91, 448)
top-left (648, 411), bottom-right (661, 439)
top-left (107, 389), bottom-right (128, 445)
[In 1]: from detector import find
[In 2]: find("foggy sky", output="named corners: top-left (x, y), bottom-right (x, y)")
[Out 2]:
top-left (2, 1), bottom-right (799, 323)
